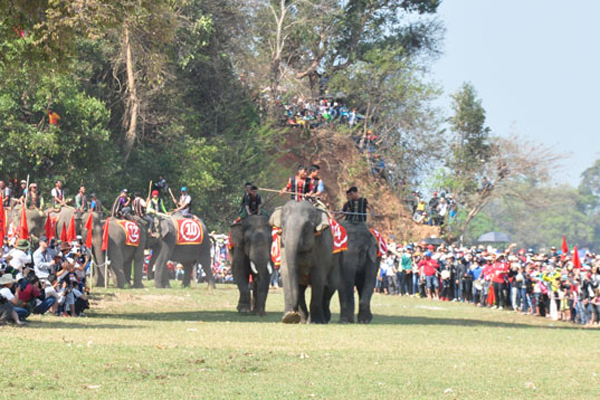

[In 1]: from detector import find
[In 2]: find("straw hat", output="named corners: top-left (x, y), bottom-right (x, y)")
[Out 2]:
top-left (0, 274), bottom-right (16, 285)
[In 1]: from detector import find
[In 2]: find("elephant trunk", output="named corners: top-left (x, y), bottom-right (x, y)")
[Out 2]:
top-left (280, 233), bottom-right (302, 323)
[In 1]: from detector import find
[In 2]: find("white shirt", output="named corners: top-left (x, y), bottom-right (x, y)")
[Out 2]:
top-left (179, 194), bottom-right (191, 210)
top-left (0, 287), bottom-right (14, 301)
top-left (8, 249), bottom-right (31, 271)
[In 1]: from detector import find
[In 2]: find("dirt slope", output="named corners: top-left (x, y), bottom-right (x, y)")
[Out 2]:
top-left (271, 128), bottom-right (438, 242)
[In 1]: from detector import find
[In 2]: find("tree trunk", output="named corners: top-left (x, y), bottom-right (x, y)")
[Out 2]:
top-left (123, 24), bottom-right (139, 163)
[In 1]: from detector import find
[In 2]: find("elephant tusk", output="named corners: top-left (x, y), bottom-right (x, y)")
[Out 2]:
top-left (267, 262), bottom-right (273, 275)
top-left (250, 261), bottom-right (258, 275)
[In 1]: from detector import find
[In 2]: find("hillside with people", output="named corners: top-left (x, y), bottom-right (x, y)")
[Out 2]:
top-left (1, 1), bottom-right (599, 248)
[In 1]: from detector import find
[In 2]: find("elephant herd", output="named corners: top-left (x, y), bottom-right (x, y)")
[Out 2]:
top-left (230, 201), bottom-right (382, 324)
top-left (8, 207), bottom-right (214, 289)
top-left (10, 199), bottom-right (381, 324)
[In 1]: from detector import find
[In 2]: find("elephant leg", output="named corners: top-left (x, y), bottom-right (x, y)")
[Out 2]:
top-left (132, 248), bottom-right (145, 288)
top-left (123, 258), bottom-right (133, 287)
top-left (322, 284), bottom-right (336, 324)
top-left (198, 247), bottom-right (215, 289)
top-left (279, 247), bottom-right (301, 324)
top-left (254, 271), bottom-right (270, 317)
top-left (339, 264), bottom-right (358, 323)
top-left (109, 250), bottom-right (126, 289)
top-left (309, 269), bottom-right (326, 324)
top-left (94, 263), bottom-right (106, 287)
top-left (233, 257), bottom-right (251, 313)
top-left (182, 262), bottom-right (195, 287)
top-left (298, 284), bottom-right (309, 323)
top-left (357, 261), bottom-right (378, 324)
top-left (153, 242), bottom-right (170, 288)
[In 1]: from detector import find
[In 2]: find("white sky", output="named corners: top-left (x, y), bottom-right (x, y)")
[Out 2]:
top-left (430, 0), bottom-right (600, 185)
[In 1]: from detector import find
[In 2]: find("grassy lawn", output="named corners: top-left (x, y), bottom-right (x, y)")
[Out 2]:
top-left (1, 283), bottom-right (599, 399)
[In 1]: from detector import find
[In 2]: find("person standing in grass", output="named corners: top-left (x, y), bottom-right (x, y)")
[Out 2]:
top-left (418, 251), bottom-right (439, 300)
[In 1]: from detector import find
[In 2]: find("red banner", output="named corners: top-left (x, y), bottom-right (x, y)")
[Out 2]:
top-left (67, 215), bottom-right (77, 242)
top-left (85, 213), bottom-right (94, 248)
top-left (101, 218), bottom-right (110, 251)
top-left (175, 219), bottom-right (203, 245)
top-left (329, 218), bottom-right (348, 254)
top-left (370, 229), bottom-right (388, 257)
top-left (271, 228), bottom-right (281, 267)
top-left (19, 206), bottom-right (29, 240)
top-left (44, 214), bottom-right (55, 240)
top-left (0, 196), bottom-right (5, 240)
top-left (116, 220), bottom-right (140, 247)
top-left (60, 222), bottom-right (68, 242)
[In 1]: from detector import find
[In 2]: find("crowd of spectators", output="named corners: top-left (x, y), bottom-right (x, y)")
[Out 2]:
top-left (206, 234), bottom-right (233, 284)
top-left (0, 236), bottom-right (90, 326)
top-left (409, 191), bottom-right (458, 227)
top-left (377, 238), bottom-right (600, 326)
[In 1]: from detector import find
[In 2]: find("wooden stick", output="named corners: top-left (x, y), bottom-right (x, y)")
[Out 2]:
top-left (146, 180), bottom-right (153, 203)
top-left (258, 187), bottom-right (311, 197)
top-left (168, 188), bottom-right (177, 204)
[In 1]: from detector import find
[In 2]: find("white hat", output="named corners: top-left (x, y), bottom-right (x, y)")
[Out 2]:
top-left (0, 274), bottom-right (16, 285)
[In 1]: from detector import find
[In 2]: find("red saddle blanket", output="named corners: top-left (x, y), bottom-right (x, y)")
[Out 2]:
top-left (175, 219), bottom-right (204, 245)
top-left (370, 229), bottom-right (387, 257)
top-left (270, 219), bottom-right (347, 266)
top-left (116, 220), bottom-right (140, 247)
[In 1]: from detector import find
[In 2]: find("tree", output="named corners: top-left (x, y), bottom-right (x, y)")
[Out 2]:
top-left (437, 83), bottom-right (562, 241)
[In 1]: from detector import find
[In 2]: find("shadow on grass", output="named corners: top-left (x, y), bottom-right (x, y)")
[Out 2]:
top-left (24, 319), bottom-right (140, 330)
top-left (371, 314), bottom-right (585, 330)
top-left (87, 310), bottom-right (584, 330)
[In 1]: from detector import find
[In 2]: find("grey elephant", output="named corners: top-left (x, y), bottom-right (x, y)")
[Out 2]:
top-left (269, 201), bottom-right (340, 324)
top-left (104, 217), bottom-right (147, 288)
top-left (146, 214), bottom-right (214, 289)
top-left (229, 215), bottom-right (273, 316)
top-left (8, 207), bottom-right (47, 239)
top-left (53, 208), bottom-right (106, 286)
top-left (338, 221), bottom-right (380, 323)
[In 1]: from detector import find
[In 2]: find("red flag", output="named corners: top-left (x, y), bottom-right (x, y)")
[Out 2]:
top-left (60, 221), bottom-right (68, 242)
top-left (561, 236), bottom-right (568, 257)
top-left (0, 195), bottom-right (5, 241)
top-left (19, 206), bottom-right (29, 240)
top-left (44, 214), bottom-right (55, 240)
top-left (572, 245), bottom-right (582, 269)
top-left (66, 215), bottom-right (77, 242)
top-left (85, 213), bottom-right (94, 248)
top-left (101, 217), bottom-right (110, 251)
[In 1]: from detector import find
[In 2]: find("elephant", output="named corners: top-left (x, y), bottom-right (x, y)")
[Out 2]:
top-left (146, 213), bottom-right (214, 289)
top-left (269, 201), bottom-right (340, 324)
top-left (338, 221), bottom-right (380, 324)
top-left (8, 207), bottom-right (47, 239)
top-left (103, 217), bottom-right (147, 288)
top-left (229, 215), bottom-right (273, 316)
top-left (51, 208), bottom-right (106, 286)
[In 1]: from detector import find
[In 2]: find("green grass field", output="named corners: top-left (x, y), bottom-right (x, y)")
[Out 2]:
top-left (1, 283), bottom-right (599, 399)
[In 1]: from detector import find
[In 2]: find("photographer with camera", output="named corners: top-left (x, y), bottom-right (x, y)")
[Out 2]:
top-left (16, 268), bottom-right (56, 315)
top-left (55, 242), bottom-right (89, 317)
top-left (33, 236), bottom-right (58, 279)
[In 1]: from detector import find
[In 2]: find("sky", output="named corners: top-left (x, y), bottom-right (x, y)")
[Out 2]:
top-left (430, 0), bottom-right (600, 186)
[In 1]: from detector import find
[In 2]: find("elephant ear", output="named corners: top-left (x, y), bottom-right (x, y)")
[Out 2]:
top-left (269, 207), bottom-right (282, 228)
top-left (314, 209), bottom-right (330, 232)
top-left (368, 236), bottom-right (378, 263)
top-left (229, 223), bottom-right (244, 247)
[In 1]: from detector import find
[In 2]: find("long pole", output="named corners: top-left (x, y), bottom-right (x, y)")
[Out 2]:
top-left (258, 187), bottom-right (308, 197)
top-left (146, 180), bottom-right (153, 203)
top-left (25, 174), bottom-right (30, 203)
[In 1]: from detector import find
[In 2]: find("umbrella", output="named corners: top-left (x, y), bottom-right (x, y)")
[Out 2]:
top-left (422, 237), bottom-right (445, 246)
top-left (477, 231), bottom-right (511, 243)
